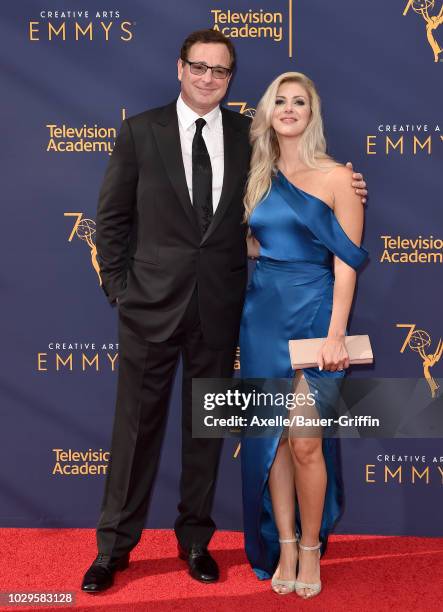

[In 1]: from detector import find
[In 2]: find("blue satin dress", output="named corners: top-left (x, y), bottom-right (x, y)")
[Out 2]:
top-left (239, 170), bottom-right (368, 580)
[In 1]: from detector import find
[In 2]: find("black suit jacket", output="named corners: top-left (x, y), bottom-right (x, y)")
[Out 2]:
top-left (96, 101), bottom-right (251, 348)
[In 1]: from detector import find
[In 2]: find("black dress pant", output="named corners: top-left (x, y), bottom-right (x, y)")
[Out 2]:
top-left (96, 290), bottom-right (236, 558)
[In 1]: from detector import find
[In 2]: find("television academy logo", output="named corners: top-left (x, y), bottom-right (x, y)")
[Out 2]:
top-left (403, 0), bottom-right (443, 62)
top-left (52, 448), bottom-right (110, 476)
top-left (46, 107), bottom-right (126, 156)
top-left (397, 323), bottom-right (443, 397)
top-left (210, 1), bottom-right (294, 57)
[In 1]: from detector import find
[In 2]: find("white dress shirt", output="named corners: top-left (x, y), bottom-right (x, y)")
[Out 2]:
top-left (176, 94), bottom-right (224, 213)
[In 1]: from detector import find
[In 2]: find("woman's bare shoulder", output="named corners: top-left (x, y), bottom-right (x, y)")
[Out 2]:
top-left (324, 164), bottom-right (354, 190)
top-left (311, 158), bottom-right (343, 176)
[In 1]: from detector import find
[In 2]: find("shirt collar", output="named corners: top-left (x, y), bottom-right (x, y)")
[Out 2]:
top-left (176, 94), bottom-right (221, 132)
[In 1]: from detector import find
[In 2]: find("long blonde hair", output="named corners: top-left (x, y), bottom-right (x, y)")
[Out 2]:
top-left (244, 72), bottom-right (335, 219)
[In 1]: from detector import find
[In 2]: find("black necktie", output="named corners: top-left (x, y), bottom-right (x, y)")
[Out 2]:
top-left (192, 118), bottom-right (213, 236)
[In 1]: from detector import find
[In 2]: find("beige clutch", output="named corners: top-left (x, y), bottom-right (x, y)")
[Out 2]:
top-left (289, 335), bottom-right (373, 369)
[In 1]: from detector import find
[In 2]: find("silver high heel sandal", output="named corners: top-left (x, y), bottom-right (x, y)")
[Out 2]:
top-left (271, 538), bottom-right (298, 595)
top-left (295, 541), bottom-right (322, 598)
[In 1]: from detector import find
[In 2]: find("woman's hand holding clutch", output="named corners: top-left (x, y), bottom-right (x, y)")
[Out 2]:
top-left (317, 336), bottom-right (350, 372)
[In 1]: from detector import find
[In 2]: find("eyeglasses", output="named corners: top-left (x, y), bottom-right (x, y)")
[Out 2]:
top-left (183, 60), bottom-right (231, 80)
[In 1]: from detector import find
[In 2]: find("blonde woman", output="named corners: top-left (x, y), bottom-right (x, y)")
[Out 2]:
top-left (239, 72), bottom-right (368, 599)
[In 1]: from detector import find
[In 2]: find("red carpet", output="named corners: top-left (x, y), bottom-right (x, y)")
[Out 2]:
top-left (1, 529), bottom-right (442, 611)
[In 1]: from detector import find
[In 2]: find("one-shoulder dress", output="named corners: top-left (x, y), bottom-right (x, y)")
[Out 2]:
top-left (239, 169), bottom-right (368, 579)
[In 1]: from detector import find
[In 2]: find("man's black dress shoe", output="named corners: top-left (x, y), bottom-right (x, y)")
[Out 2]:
top-left (81, 552), bottom-right (130, 593)
top-left (178, 544), bottom-right (219, 582)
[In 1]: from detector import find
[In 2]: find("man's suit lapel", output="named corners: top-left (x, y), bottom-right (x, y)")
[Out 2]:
top-left (152, 102), bottom-right (199, 232)
top-left (152, 102), bottom-right (246, 244)
top-left (201, 107), bottom-right (246, 245)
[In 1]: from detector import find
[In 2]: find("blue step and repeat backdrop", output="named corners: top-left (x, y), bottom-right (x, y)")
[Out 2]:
top-left (1, 1), bottom-right (442, 534)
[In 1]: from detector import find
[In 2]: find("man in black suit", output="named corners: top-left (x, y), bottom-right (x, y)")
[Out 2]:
top-left (82, 28), bottom-right (367, 593)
